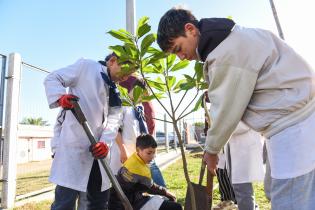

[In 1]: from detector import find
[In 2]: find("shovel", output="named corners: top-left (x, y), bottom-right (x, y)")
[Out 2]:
top-left (184, 93), bottom-right (214, 210)
top-left (70, 100), bottom-right (133, 210)
top-left (184, 159), bottom-right (213, 210)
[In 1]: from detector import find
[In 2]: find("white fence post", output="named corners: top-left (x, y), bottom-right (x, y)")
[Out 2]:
top-left (1, 53), bottom-right (21, 209)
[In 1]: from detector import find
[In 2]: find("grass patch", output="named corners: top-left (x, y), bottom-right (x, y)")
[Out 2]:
top-left (163, 151), bottom-right (271, 209)
top-left (13, 200), bottom-right (51, 210)
top-left (16, 170), bottom-right (52, 195)
top-left (14, 150), bottom-right (271, 210)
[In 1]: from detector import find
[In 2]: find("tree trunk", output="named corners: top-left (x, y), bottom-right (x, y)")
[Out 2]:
top-left (173, 122), bottom-right (197, 210)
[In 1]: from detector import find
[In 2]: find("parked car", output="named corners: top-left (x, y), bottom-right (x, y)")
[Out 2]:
top-left (168, 132), bottom-right (179, 145)
top-left (155, 131), bottom-right (179, 146)
top-left (155, 131), bottom-right (166, 145)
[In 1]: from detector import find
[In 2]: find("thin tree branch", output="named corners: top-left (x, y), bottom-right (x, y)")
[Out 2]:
top-left (164, 62), bottom-right (176, 120)
top-left (153, 117), bottom-right (173, 124)
top-left (140, 70), bottom-right (173, 119)
top-left (136, 41), bottom-right (172, 119)
top-left (178, 110), bottom-right (195, 121)
top-left (174, 72), bottom-right (197, 112)
top-left (178, 88), bottom-right (200, 119)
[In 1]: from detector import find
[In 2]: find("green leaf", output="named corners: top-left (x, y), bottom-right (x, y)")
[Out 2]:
top-left (179, 81), bottom-right (195, 90)
top-left (107, 30), bottom-right (133, 44)
top-left (192, 95), bottom-right (203, 112)
top-left (170, 60), bottom-right (190, 72)
top-left (199, 82), bottom-right (209, 90)
top-left (166, 54), bottom-right (176, 69)
top-left (147, 51), bottom-right (168, 64)
top-left (166, 76), bottom-right (176, 89)
top-left (142, 93), bottom-right (165, 102)
top-left (121, 100), bottom-right (133, 106)
top-left (183, 74), bottom-right (194, 82)
top-left (173, 79), bottom-right (186, 93)
top-left (194, 61), bottom-right (203, 82)
top-left (147, 47), bottom-right (162, 54)
top-left (117, 85), bottom-right (129, 98)
top-left (137, 16), bottom-right (149, 28)
top-left (108, 45), bottom-right (126, 57)
top-left (137, 17), bottom-right (150, 38)
top-left (147, 79), bottom-right (166, 91)
top-left (137, 24), bottom-right (151, 39)
top-left (142, 66), bottom-right (159, 73)
top-left (124, 43), bottom-right (139, 59)
top-left (140, 33), bottom-right (156, 56)
top-left (133, 86), bottom-right (143, 104)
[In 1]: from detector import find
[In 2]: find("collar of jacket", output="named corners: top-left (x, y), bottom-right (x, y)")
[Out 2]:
top-left (197, 18), bottom-right (235, 62)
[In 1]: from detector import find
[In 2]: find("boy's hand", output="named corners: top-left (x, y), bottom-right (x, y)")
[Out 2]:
top-left (120, 148), bottom-right (128, 163)
top-left (58, 94), bottom-right (79, 109)
top-left (89, 142), bottom-right (109, 159)
top-left (203, 152), bottom-right (218, 176)
top-left (165, 190), bottom-right (176, 201)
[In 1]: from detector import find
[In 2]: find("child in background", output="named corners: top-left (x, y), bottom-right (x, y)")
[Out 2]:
top-left (108, 134), bottom-right (182, 210)
top-left (112, 76), bottom-right (166, 187)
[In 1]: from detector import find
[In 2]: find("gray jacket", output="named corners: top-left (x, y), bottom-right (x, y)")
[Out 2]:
top-left (203, 25), bottom-right (315, 154)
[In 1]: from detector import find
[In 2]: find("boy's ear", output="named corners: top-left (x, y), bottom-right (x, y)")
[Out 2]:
top-left (108, 56), bottom-right (118, 66)
top-left (184, 23), bottom-right (198, 35)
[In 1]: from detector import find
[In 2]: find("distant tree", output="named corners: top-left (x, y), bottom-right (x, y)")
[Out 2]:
top-left (20, 117), bottom-right (49, 126)
top-left (193, 122), bottom-right (205, 127)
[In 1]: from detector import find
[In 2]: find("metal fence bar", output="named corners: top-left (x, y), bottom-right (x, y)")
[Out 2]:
top-left (0, 54), bottom-right (7, 167)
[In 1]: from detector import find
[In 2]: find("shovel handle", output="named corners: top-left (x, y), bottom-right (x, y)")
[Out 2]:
top-left (70, 100), bottom-right (133, 210)
top-left (202, 93), bottom-right (214, 208)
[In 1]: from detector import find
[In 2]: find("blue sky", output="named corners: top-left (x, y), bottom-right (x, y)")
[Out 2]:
top-left (1, 0), bottom-right (314, 129)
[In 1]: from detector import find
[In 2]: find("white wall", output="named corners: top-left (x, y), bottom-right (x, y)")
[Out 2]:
top-left (16, 125), bottom-right (53, 164)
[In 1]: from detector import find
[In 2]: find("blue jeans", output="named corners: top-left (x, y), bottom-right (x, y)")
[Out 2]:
top-left (150, 161), bottom-right (166, 187)
top-left (233, 183), bottom-right (255, 210)
top-left (271, 168), bottom-right (315, 210)
top-left (51, 160), bottom-right (109, 210)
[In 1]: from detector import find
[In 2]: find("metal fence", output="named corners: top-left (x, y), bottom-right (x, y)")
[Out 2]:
top-left (0, 53), bottom-right (56, 208)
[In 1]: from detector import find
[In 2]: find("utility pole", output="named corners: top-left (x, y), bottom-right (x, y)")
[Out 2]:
top-left (126, 0), bottom-right (136, 35)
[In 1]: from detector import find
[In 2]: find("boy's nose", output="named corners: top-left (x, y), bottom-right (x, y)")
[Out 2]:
top-left (177, 53), bottom-right (186, 60)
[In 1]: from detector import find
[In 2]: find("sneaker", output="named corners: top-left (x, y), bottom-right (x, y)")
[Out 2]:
top-left (212, 200), bottom-right (238, 210)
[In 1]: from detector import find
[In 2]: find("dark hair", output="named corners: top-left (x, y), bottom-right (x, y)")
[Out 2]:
top-left (133, 78), bottom-right (146, 90)
top-left (157, 8), bottom-right (198, 52)
top-left (105, 52), bottom-right (118, 62)
top-left (136, 134), bottom-right (157, 149)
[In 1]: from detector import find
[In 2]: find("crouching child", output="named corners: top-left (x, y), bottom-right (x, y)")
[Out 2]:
top-left (108, 134), bottom-right (182, 210)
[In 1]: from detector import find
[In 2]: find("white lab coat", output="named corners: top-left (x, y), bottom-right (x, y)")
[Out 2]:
top-left (109, 106), bottom-right (142, 174)
top-left (225, 122), bottom-right (264, 184)
top-left (44, 58), bottom-right (122, 192)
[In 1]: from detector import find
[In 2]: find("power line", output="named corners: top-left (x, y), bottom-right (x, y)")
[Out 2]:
top-left (21, 62), bottom-right (50, 74)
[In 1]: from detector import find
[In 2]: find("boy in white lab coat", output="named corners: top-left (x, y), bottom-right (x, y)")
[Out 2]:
top-left (44, 53), bottom-right (135, 210)
top-left (225, 122), bottom-right (264, 210)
